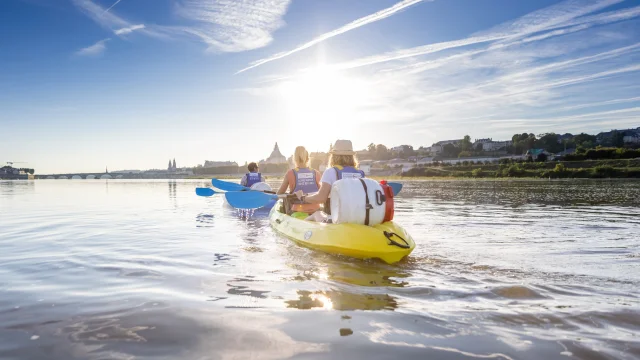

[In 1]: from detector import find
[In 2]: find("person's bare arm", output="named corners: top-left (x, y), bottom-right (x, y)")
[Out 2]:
top-left (277, 176), bottom-right (289, 195)
top-left (295, 182), bottom-right (331, 204)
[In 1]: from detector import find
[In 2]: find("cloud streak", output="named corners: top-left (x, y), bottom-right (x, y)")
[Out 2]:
top-left (114, 24), bottom-right (145, 35)
top-left (102, 0), bottom-right (124, 15)
top-left (75, 38), bottom-right (110, 56)
top-left (176, 0), bottom-right (292, 53)
top-left (236, 0), bottom-right (428, 73)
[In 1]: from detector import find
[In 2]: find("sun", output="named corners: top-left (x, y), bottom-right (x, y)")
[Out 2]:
top-left (276, 67), bottom-right (373, 145)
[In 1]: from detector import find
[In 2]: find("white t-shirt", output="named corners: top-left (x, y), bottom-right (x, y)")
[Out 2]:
top-left (320, 168), bottom-right (339, 187)
top-left (320, 168), bottom-right (363, 189)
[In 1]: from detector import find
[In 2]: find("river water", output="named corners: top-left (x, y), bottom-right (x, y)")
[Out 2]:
top-left (1, 179), bottom-right (639, 360)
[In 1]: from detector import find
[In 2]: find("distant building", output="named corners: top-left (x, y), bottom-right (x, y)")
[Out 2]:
top-left (111, 170), bottom-right (142, 174)
top-left (435, 139), bottom-right (463, 147)
top-left (482, 140), bottom-right (512, 152)
top-left (388, 158), bottom-right (415, 172)
top-left (623, 134), bottom-right (640, 144)
top-left (359, 160), bottom-right (372, 175)
top-left (260, 142), bottom-right (288, 164)
top-left (203, 160), bottom-right (239, 168)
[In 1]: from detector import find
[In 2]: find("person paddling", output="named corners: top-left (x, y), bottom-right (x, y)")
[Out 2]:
top-left (294, 139), bottom-right (365, 222)
top-left (276, 146), bottom-right (321, 218)
top-left (240, 162), bottom-right (262, 188)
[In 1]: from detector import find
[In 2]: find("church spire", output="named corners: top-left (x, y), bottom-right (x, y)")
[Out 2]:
top-left (172, 158), bottom-right (176, 170)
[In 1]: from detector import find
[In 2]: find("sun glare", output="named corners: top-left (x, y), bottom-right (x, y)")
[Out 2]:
top-left (277, 68), bottom-right (373, 142)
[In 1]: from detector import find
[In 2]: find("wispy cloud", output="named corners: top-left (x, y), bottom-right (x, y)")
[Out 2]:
top-left (176, 0), bottom-right (293, 53)
top-left (236, 0), bottom-right (428, 73)
top-left (317, 0), bottom-right (633, 71)
top-left (75, 38), bottom-right (110, 56)
top-left (103, 0), bottom-right (124, 15)
top-left (251, 0), bottom-right (640, 143)
top-left (114, 24), bottom-right (145, 35)
top-left (71, 0), bottom-right (160, 38)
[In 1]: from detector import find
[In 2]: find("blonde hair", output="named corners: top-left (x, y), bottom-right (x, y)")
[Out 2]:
top-left (294, 146), bottom-right (310, 168)
top-left (329, 154), bottom-right (358, 168)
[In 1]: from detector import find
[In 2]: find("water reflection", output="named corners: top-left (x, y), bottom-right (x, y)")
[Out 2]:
top-left (226, 276), bottom-right (270, 299)
top-left (285, 290), bottom-right (398, 311)
top-left (2, 179), bottom-right (639, 359)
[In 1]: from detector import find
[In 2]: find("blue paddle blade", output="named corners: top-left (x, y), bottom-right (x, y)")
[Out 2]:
top-left (387, 182), bottom-right (403, 196)
top-left (212, 178), bottom-right (249, 192)
top-left (225, 191), bottom-right (277, 209)
top-left (196, 187), bottom-right (216, 197)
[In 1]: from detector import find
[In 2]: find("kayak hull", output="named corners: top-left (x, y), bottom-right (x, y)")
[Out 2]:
top-left (269, 201), bottom-right (415, 264)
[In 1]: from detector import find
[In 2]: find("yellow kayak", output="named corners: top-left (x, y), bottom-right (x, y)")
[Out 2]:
top-left (269, 200), bottom-right (415, 264)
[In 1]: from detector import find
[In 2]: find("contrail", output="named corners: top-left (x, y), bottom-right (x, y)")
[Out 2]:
top-left (236, 0), bottom-right (427, 74)
top-left (102, 0), bottom-right (124, 15)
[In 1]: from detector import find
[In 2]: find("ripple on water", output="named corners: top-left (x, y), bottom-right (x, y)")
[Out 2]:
top-left (1, 179), bottom-right (639, 359)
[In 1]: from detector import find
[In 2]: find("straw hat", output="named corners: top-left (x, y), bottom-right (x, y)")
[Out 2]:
top-left (330, 140), bottom-right (356, 156)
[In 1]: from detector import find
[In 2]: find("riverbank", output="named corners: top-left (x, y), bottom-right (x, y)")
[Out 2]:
top-left (402, 159), bottom-right (640, 179)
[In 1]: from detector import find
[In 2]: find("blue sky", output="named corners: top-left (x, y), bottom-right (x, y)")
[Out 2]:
top-left (1, 0), bottom-right (639, 173)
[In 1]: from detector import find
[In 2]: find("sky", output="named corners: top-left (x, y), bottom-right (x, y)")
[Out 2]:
top-left (1, 0), bottom-right (639, 173)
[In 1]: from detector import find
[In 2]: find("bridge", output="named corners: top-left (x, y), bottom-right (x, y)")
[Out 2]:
top-left (34, 173), bottom-right (193, 180)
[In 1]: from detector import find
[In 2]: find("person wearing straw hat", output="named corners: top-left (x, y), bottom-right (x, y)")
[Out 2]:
top-left (294, 139), bottom-right (365, 222)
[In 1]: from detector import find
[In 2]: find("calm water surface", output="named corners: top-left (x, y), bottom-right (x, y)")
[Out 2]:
top-left (1, 179), bottom-right (639, 360)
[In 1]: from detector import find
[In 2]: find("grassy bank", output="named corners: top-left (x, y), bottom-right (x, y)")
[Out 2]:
top-left (402, 159), bottom-right (640, 179)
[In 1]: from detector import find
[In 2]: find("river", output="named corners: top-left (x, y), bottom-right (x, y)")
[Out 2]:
top-left (1, 179), bottom-right (639, 359)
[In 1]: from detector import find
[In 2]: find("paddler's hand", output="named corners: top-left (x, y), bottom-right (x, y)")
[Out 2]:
top-left (294, 190), bottom-right (304, 201)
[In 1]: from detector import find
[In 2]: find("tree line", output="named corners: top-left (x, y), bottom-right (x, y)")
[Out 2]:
top-left (363, 130), bottom-right (632, 160)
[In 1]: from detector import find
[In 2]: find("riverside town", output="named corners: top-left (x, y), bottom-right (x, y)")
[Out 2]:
top-left (15, 127), bottom-right (640, 180)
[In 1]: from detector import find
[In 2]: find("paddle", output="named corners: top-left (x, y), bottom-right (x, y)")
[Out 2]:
top-left (225, 191), bottom-right (280, 209)
top-left (211, 178), bottom-right (249, 192)
top-left (388, 182), bottom-right (403, 196)
top-left (195, 187), bottom-right (217, 197)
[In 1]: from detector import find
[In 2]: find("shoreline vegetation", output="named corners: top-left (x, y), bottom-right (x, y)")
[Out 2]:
top-left (402, 159), bottom-right (640, 179)
top-left (403, 149), bottom-right (640, 179)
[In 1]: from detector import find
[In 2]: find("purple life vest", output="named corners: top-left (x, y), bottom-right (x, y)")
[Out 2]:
top-left (291, 168), bottom-right (319, 204)
top-left (245, 172), bottom-right (262, 187)
top-left (334, 166), bottom-right (365, 180)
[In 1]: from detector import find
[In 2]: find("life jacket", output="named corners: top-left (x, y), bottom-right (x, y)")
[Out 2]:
top-left (288, 168), bottom-right (320, 214)
top-left (290, 168), bottom-right (320, 194)
top-left (334, 165), bottom-right (365, 180)
top-left (245, 172), bottom-right (262, 187)
top-left (324, 166), bottom-right (365, 215)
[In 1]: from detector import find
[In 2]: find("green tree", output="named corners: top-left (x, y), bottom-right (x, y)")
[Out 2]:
top-left (569, 133), bottom-right (596, 150)
top-left (461, 135), bottom-right (472, 151)
top-left (512, 133), bottom-right (537, 154)
top-left (611, 131), bottom-right (625, 147)
top-left (442, 144), bottom-right (460, 158)
top-left (375, 144), bottom-right (391, 160)
top-left (399, 145), bottom-right (415, 159)
top-left (535, 133), bottom-right (562, 153)
top-left (367, 143), bottom-right (376, 153)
